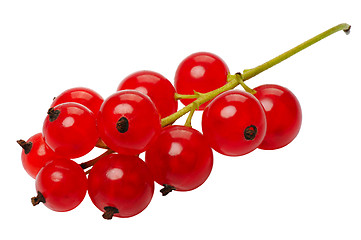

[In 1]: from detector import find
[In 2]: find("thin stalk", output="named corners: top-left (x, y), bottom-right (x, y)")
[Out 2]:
top-left (80, 149), bottom-right (114, 169)
top-left (235, 73), bottom-right (257, 94)
top-left (242, 23), bottom-right (351, 81)
top-left (161, 78), bottom-right (239, 127)
top-left (175, 93), bottom-right (199, 100)
top-left (184, 107), bottom-right (196, 127)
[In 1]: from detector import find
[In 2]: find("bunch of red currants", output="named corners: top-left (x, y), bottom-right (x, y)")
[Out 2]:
top-left (18, 52), bottom-right (301, 220)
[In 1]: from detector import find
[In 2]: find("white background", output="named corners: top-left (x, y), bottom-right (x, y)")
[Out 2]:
top-left (1, 1), bottom-right (360, 239)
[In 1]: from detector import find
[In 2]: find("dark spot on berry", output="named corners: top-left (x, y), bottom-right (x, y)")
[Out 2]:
top-left (47, 107), bottom-right (61, 122)
top-left (244, 125), bottom-right (257, 140)
top-left (17, 140), bottom-right (33, 154)
top-left (116, 117), bottom-right (129, 133)
top-left (31, 191), bottom-right (46, 206)
top-left (160, 184), bottom-right (176, 196)
top-left (103, 206), bottom-right (119, 220)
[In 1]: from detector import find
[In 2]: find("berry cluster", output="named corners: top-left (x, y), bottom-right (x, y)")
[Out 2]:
top-left (17, 23), bottom-right (350, 220)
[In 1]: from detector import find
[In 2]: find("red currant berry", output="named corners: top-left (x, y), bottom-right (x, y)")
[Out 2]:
top-left (51, 87), bottom-right (103, 114)
top-left (88, 154), bottom-right (154, 219)
top-left (17, 133), bottom-right (64, 179)
top-left (43, 102), bottom-right (98, 159)
top-left (174, 52), bottom-right (229, 109)
top-left (117, 70), bottom-right (178, 118)
top-left (31, 159), bottom-right (87, 212)
top-left (97, 90), bottom-right (161, 155)
top-left (145, 125), bottom-right (213, 195)
top-left (253, 84), bottom-right (302, 150)
top-left (202, 90), bottom-right (267, 156)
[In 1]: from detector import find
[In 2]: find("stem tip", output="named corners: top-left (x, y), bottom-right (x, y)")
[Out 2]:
top-left (343, 25), bottom-right (351, 35)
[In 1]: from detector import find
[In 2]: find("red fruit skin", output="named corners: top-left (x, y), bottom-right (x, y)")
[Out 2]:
top-left (88, 154), bottom-right (154, 218)
top-left (43, 102), bottom-right (98, 159)
top-left (174, 52), bottom-right (229, 109)
top-left (253, 84), bottom-right (302, 150)
top-left (35, 159), bottom-right (87, 212)
top-left (97, 90), bottom-right (161, 155)
top-left (202, 90), bottom-right (267, 156)
top-left (20, 133), bottom-right (64, 179)
top-left (51, 87), bottom-right (103, 114)
top-left (117, 70), bottom-right (178, 118)
top-left (145, 125), bottom-right (213, 191)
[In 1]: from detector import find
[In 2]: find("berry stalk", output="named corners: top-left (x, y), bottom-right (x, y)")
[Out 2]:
top-left (162, 77), bottom-right (240, 126)
top-left (161, 23), bottom-right (351, 127)
top-left (80, 149), bottom-right (114, 170)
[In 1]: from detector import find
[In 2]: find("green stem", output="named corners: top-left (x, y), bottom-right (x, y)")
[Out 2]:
top-left (161, 23), bottom-right (350, 127)
top-left (175, 90), bottom-right (205, 100)
top-left (184, 107), bottom-right (196, 127)
top-left (235, 73), bottom-right (257, 94)
top-left (162, 77), bottom-right (239, 126)
top-left (241, 23), bottom-right (351, 81)
top-left (175, 93), bottom-right (198, 100)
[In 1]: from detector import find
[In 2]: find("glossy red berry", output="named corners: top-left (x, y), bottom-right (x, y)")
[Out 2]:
top-left (31, 159), bottom-right (87, 212)
top-left (174, 52), bottom-right (229, 109)
top-left (117, 70), bottom-right (178, 118)
top-left (88, 154), bottom-right (154, 219)
top-left (97, 90), bottom-right (161, 155)
top-left (202, 90), bottom-right (267, 156)
top-left (253, 84), bottom-right (302, 150)
top-left (145, 125), bottom-right (213, 195)
top-left (17, 133), bottom-right (64, 179)
top-left (51, 87), bottom-right (103, 114)
top-left (43, 102), bottom-right (98, 159)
